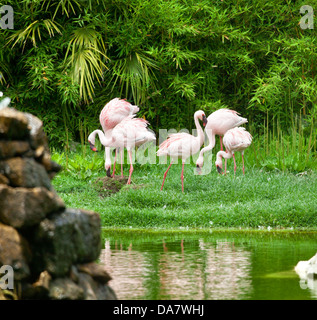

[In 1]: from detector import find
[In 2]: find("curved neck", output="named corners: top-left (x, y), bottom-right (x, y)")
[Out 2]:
top-left (216, 150), bottom-right (233, 163)
top-left (196, 130), bottom-right (215, 165)
top-left (194, 115), bottom-right (204, 146)
top-left (90, 129), bottom-right (112, 147)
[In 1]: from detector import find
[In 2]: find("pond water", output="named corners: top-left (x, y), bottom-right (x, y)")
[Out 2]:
top-left (99, 230), bottom-right (317, 300)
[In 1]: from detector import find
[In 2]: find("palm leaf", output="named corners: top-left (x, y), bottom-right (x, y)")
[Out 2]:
top-left (7, 19), bottom-right (62, 51)
top-left (64, 27), bottom-right (109, 102)
top-left (108, 51), bottom-right (159, 105)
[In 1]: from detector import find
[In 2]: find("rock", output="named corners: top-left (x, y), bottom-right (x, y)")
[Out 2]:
top-left (0, 185), bottom-right (65, 229)
top-left (21, 270), bottom-right (52, 299)
top-left (0, 157), bottom-right (52, 189)
top-left (0, 223), bottom-right (31, 280)
top-left (0, 174), bottom-right (9, 184)
top-left (77, 272), bottom-right (117, 300)
top-left (33, 270), bottom-right (51, 291)
top-left (0, 141), bottom-right (30, 159)
top-left (49, 278), bottom-right (84, 300)
top-left (77, 262), bottom-right (112, 284)
top-left (0, 107), bottom-right (30, 140)
top-left (0, 106), bottom-right (117, 300)
top-left (33, 208), bottom-right (101, 277)
top-left (24, 113), bottom-right (49, 150)
top-left (37, 151), bottom-right (62, 179)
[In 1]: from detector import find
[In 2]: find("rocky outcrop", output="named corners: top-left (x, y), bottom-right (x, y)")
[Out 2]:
top-left (0, 106), bottom-right (116, 300)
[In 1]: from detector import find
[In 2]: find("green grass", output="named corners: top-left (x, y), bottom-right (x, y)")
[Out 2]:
top-left (51, 149), bottom-right (317, 231)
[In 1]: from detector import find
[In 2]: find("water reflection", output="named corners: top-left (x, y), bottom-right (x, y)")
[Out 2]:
top-left (201, 240), bottom-right (252, 299)
top-left (99, 232), bottom-right (317, 300)
top-left (101, 240), bottom-right (147, 299)
top-left (100, 238), bottom-right (252, 300)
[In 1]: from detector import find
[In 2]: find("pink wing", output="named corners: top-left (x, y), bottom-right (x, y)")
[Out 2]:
top-left (223, 127), bottom-right (252, 152)
top-left (206, 108), bottom-right (248, 135)
top-left (158, 133), bottom-right (187, 150)
top-left (157, 132), bottom-right (195, 157)
top-left (99, 98), bottom-right (139, 131)
top-left (111, 116), bottom-right (154, 147)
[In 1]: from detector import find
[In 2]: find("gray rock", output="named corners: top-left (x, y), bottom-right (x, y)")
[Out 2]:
top-left (49, 278), bottom-right (84, 300)
top-left (77, 262), bottom-right (112, 284)
top-left (0, 223), bottom-right (31, 280)
top-left (77, 272), bottom-right (117, 300)
top-left (0, 185), bottom-right (65, 228)
top-left (33, 208), bottom-right (101, 277)
top-left (0, 157), bottom-right (52, 189)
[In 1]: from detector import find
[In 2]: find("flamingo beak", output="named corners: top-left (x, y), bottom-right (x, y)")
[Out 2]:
top-left (106, 168), bottom-right (111, 177)
top-left (202, 115), bottom-right (207, 127)
top-left (216, 165), bottom-right (223, 174)
top-left (89, 141), bottom-right (98, 152)
top-left (196, 164), bottom-right (202, 175)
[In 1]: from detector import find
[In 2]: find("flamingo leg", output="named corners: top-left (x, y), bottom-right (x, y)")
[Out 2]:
top-left (220, 136), bottom-right (223, 151)
top-left (127, 149), bottom-right (133, 184)
top-left (161, 161), bottom-right (173, 191)
top-left (242, 153), bottom-right (245, 175)
top-left (120, 148), bottom-right (124, 178)
top-left (112, 148), bottom-right (117, 177)
top-left (232, 153), bottom-right (237, 175)
top-left (181, 161), bottom-right (185, 193)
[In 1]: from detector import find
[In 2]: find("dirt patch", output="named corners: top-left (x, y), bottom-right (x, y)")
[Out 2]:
top-left (93, 176), bottom-right (128, 197)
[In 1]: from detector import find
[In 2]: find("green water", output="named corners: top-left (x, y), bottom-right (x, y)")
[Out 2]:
top-left (100, 229), bottom-right (317, 300)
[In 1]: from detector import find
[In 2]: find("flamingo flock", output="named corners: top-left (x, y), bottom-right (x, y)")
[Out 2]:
top-left (88, 98), bottom-right (252, 191)
top-left (88, 98), bottom-right (155, 184)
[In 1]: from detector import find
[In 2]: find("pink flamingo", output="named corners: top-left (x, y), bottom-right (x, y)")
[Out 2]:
top-left (88, 116), bottom-right (156, 184)
top-left (157, 110), bottom-right (207, 192)
top-left (215, 127), bottom-right (252, 175)
top-left (99, 98), bottom-right (140, 177)
top-left (196, 108), bottom-right (248, 171)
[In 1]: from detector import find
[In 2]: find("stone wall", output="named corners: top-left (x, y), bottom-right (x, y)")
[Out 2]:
top-left (0, 107), bottom-right (116, 300)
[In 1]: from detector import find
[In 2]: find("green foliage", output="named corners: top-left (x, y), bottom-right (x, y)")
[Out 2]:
top-left (0, 0), bottom-right (316, 161)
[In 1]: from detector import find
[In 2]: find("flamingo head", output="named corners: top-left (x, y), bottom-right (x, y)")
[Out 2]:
top-left (88, 140), bottom-right (98, 152)
top-left (196, 156), bottom-right (204, 175)
top-left (105, 159), bottom-right (112, 178)
top-left (202, 114), bottom-right (207, 127)
top-left (88, 132), bottom-right (98, 152)
top-left (195, 110), bottom-right (208, 127)
top-left (215, 158), bottom-right (223, 174)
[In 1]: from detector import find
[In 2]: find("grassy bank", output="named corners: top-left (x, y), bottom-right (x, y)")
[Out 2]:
top-left (51, 148), bottom-right (317, 230)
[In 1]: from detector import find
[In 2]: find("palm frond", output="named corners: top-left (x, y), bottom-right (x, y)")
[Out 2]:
top-left (64, 27), bottom-right (109, 103)
top-left (7, 19), bottom-right (62, 51)
top-left (108, 51), bottom-right (159, 105)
